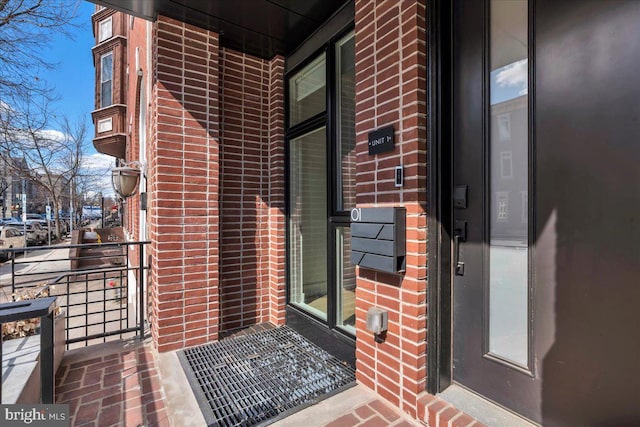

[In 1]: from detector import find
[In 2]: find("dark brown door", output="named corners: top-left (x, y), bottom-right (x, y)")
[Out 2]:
top-left (451, 0), bottom-right (640, 424)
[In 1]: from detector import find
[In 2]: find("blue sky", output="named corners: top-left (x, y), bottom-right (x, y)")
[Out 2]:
top-left (38, 1), bottom-right (115, 192)
top-left (40, 1), bottom-right (95, 142)
top-left (491, 59), bottom-right (528, 105)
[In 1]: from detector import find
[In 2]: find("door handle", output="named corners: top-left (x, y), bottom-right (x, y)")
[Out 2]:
top-left (453, 220), bottom-right (467, 276)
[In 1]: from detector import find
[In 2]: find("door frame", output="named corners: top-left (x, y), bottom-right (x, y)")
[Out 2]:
top-left (283, 25), bottom-right (357, 365)
top-left (426, 0), bottom-right (453, 395)
top-left (428, 0), bottom-right (538, 398)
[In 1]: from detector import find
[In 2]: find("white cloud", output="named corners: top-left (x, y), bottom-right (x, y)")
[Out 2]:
top-left (84, 152), bottom-right (115, 171)
top-left (496, 59), bottom-right (528, 95)
top-left (37, 129), bottom-right (68, 142)
top-left (83, 153), bottom-right (115, 196)
top-left (0, 100), bottom-right (11, 113)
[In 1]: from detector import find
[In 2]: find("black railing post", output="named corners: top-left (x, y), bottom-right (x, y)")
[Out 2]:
top-left (66, 274), bottom-right (70, 349)
top-left (138, 242), bottom-right (145, 339)
top-left (10, 251), bottom-right (15, 299)
top-left (0, 321), bottom-right (3, 403)
top-left (40, 309), bottom-right (55, 403)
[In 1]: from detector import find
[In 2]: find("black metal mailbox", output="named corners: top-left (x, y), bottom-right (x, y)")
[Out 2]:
top-left (350, 207), bottom-right (406, 273)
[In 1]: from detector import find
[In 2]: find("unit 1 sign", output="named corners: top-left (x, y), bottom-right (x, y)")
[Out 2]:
top-left (368, 125), bottom-right (395, 155)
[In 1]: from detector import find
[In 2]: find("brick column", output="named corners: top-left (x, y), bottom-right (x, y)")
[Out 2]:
top-left (149, 16), bottom-right (220, 352)
top-left (353, 0), bottom-right (428, 418)
top-left (267, 55), bottom-right (286, 326)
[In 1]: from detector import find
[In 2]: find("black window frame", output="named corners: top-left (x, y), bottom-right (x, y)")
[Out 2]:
top-left (285, 25), bottom-right (356, 338)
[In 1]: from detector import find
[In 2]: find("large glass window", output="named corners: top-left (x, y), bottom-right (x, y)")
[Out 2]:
top-left (289, 54), bottom-right (326, 127)
top-left (336, 32), bottom-right (356, 211)
top-left (287, 30), bottom-right (356, 336)
top-left (336, 226), bottom-right (356, 333)
top-left (489, 0), bottom-right (529, 367)
top-left (100, 52), bottom-right (113, 108)
top-left (289, 127), bottom-right (328, 319)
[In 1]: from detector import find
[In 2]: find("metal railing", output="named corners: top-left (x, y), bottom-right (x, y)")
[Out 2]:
top-left (0, 240), bottom-right (150, 348)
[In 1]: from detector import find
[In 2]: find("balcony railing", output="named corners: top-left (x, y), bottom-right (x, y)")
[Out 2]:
top-left (0, 240), bottom-right (150, 348)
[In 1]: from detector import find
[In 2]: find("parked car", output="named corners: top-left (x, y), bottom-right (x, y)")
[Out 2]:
top-left (4, 221), bottom-right (48, 245)
top-left (30, 219), bottom-right (54, 240)
top-left (0, 226), bottom-right (26, 260)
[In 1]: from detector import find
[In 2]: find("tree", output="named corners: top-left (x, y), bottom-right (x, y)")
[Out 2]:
top-left (0, 0), bottom-right (106, 238)
top-left (0, 0), bottom-right (80, 102)
top-left (0, 94), bottom-right (90, 239)
top-left (73, 162), bottom-right (114, 227)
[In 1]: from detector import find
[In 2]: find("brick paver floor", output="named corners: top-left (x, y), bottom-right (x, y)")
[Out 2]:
top-left (55, 341), bottom-right (169, 427)
top-left (325, 398), bottom-right (421, 427)
top-left (53, 336), bottom-right (425, 427)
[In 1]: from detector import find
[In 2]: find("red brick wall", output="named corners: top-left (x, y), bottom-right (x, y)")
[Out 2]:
top-left (219, 49), bottom-right (269, 331)
top-left (353, 0), bottom-right (428, 419)
top-left (149, 16), bottom-right (221, 352)
top-left (267, 56), bottom-right (286, 326)
top-left (219, 49), bottom-right (286, 331)
top-left (146, 16), bottom-right (286, 351)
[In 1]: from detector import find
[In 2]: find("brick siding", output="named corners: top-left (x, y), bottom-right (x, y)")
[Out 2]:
top-left (146, 15), bottom-right (285, 352)
top-left (148, 16), bottom-right (222, 352)
top-left (219, 48), bottom-right (285, 331)
top-left (111, 2), bottom-right (466, 425)
top-left (267, 56), bottom-right (286, 326)
top-left (353, 0), bottom-right (429, 419)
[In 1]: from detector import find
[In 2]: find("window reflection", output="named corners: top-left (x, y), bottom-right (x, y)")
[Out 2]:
top-left (489, 0), bottom-right (529, 367)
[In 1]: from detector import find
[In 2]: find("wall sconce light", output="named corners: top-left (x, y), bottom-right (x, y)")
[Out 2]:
top-left (111, 161), bottom-right (142, 199)
top-left (366, 307), bottom-right (388, 343)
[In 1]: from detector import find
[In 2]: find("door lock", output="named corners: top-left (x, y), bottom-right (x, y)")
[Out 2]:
top-left (454, 185), bottom-right (468, 209)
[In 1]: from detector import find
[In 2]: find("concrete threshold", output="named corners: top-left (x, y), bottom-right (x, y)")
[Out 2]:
top-left (156, 350), bottom-right (207, 427)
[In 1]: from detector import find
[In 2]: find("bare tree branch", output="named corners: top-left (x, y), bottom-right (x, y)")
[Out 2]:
top-left (0, 93), bottom-right (102, 238)
top-left (0, 0), bottom-right (80, 100)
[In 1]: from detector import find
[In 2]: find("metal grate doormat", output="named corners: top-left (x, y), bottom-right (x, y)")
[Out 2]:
top-left (178, 325), bottom-right (356, 427)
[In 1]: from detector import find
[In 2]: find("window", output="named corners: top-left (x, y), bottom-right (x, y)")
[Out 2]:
top-left (289, 128), bottom-right (328, 319)
top-left (287, 30), bottom-right (356, 335)
top-left (289, 54), bottom-right (326, 127)
top-left (498, 114), bottom-right (511, 141)
top-left (101, 52), bottom-right (113, 108)
top-left (336, 31), bottom-right (356, 211)
top-left (500, 151), bottom-right (513, 179)
top-left (521, 191), bottom-right (528, 224)
top-left (497, 191), bottom-right (509, 221)
top-left (99, 17), bottom-right (112, 42)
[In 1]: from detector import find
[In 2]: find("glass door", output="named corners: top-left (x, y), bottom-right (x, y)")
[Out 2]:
top-left (289, 127), bottom-right (328, 319)
top-left (287, 30), bottom-right (356, 337)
